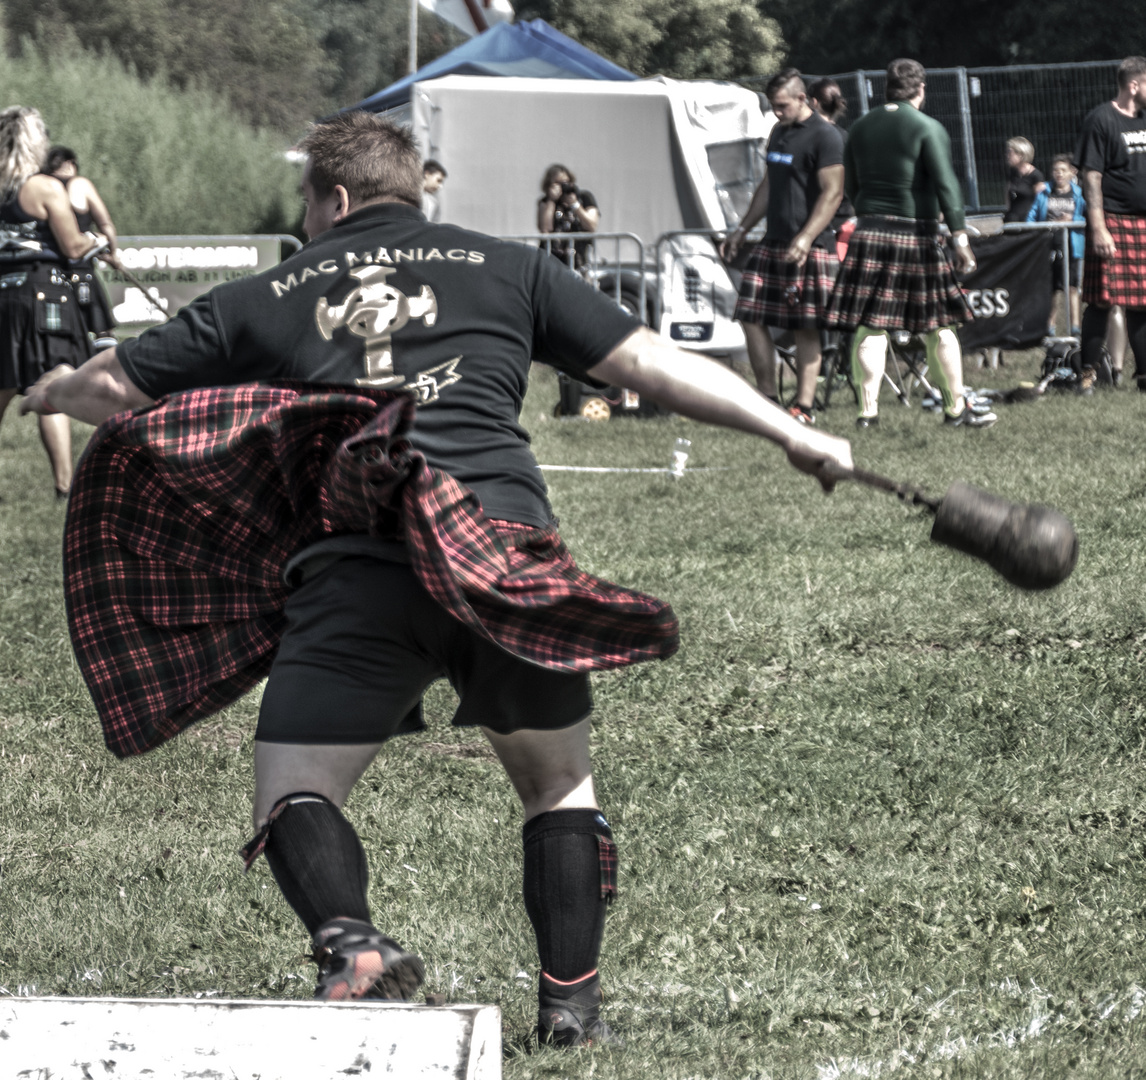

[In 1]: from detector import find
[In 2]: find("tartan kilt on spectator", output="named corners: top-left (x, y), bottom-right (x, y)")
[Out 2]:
top-left (1082, 213), bottom-right (1146, 309)
top-left (733, 240), bottom-right (838, 330)
top-left (825, 217), bottom-right (974, 333)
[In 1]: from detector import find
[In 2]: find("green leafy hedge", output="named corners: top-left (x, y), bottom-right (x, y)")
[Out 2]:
top-left (0, 46), bottom-right (303, 236)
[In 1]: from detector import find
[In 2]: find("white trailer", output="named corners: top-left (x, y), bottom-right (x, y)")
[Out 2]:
top-left (410, 75), bottom-right (775, 356)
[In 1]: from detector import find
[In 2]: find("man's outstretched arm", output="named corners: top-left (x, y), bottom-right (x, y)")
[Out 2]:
top-left (21, 348), bottom-right (155, 426)
top-left (588, 327), bottom-right (853, 489)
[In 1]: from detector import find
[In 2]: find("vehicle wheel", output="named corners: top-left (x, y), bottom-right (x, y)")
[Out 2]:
top-left (617, 288), bottom-right (648, 325)
top-left (580, 396), bottom-right (612, 421)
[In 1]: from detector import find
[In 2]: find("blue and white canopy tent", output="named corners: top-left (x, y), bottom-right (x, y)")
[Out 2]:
top-left (343, 19), bottom-right (637, 116)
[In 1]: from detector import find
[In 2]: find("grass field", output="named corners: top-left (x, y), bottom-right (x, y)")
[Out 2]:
top-left (3, 353), bottom-right (1146, 1078)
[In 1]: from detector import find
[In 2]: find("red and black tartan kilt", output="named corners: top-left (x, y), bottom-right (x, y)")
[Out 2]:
top-left (1082, 213), bottom-right (1146, 309)
top-left (733, 240), bottom-right (838, 330)
top-left (825, 218), bottom-right (973, 333)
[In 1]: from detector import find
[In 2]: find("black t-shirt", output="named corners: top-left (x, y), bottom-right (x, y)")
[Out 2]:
top-left (1005, 166), bottom-right (1045, 223)
top-left (1076, 102), bottom-right (1146, 215)
top-left (118, 202), bottom-right (640, 528)
top-left (763, 111), bottom-right (844, 248)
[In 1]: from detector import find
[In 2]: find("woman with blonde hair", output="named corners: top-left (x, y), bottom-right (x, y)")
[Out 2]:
top-left (0, 106), bottom-right (98, 499)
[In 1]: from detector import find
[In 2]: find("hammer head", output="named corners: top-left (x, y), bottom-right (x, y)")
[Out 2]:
top-left (930, 482), bottom-right (1079, 590)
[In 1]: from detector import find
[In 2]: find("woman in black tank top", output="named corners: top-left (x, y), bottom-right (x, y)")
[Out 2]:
top-left (0, 107), bottom-right (100, 498)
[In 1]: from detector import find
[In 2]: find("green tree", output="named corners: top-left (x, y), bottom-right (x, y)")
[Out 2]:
top-left (514, 0), bottom-right (786, 79)
top-left (0, 43), bottom-right (302, 234)
top-left (4, 0), bottom-right (330, 132)
top-left (764, 0), bottom-right (1144, 72)
top-left (312, 0), bottom-right (468, 109)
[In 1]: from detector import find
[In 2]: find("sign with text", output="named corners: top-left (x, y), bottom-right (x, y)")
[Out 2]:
top-left (957, 231), bottom-right (1054, 351)
top-left (95, 235), bottom-right (295, 330)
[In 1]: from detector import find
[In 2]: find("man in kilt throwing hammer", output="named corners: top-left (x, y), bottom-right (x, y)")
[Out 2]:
top-left (1076, 56), bottom-right (1146, 385)
top-left (21, 113), bottom-right (852, 1047)
top-left (825, 58), bottom-right (996, 429)
top-left (721, 68), bottom-right (845, 425)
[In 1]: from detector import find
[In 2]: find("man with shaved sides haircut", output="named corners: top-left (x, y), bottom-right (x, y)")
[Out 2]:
top-left (722, 68), bottom-right (845, 425)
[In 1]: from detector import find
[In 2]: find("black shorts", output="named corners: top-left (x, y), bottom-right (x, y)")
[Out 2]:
top-left (1049, 247), bottom-right (1082, 291)
top-left (256, 556), bottom-right (593, 744)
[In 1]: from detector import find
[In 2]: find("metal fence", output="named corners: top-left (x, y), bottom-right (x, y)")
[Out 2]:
top-left (745, 60), bottom-right (1121, 212)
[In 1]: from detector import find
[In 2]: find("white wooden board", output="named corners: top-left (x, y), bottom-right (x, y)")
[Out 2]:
top-left (1, 995), bottom-right (501, 1079)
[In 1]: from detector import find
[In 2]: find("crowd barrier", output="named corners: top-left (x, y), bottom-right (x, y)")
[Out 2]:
top-left (744, 59), bottom-right (1122, 212)
top-left (494, 231), bottom-right (650, 321)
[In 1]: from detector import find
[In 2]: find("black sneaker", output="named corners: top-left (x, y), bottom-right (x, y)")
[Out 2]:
top-left (944, 406), bottom-right (997, 429)
top-left (855, 415), bottom-right (879, 429)
top-left (537, 972), bottom-right (623, 1048)
top-left (788, 404), bottom-right (815, 425)
top-left (311, 919), bottom-right (425, 1002)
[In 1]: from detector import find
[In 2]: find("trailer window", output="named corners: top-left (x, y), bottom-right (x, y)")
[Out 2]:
top-left (706, 139), bottom-right (767, 228)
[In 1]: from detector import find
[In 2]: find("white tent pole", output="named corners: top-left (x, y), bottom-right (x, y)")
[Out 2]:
top-left (408, 0), bottom-right (418, 75)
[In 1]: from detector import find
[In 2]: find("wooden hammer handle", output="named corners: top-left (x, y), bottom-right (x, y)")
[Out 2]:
top-left (821, 462), bottom-right (942, 512)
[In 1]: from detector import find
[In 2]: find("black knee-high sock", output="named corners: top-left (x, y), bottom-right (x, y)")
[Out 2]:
top-left (1128, 310), bottom-right (1146, 383)
top-left (263, 794), bottom-right (371, 936)
top-left (1081, 303), bottom-right (1110, 372)
top-left (522, 809), bottom-right (617, 984)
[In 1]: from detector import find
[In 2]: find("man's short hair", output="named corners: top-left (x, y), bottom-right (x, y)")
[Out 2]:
top-left (765, 68), bottom-right (806, 101)
top-left (298, 111), bottom-right (422, 208)
top-left (886, 59), bottom-right (926, 102)
top-left (1052, 152), bottom-right (1075, 169)
top-left (423, 158), bottom-right (447, 178)
top-left (1117, 56), bottom-right (1146, 88)
top-left (1006, 137), bottom-right (1035, 165)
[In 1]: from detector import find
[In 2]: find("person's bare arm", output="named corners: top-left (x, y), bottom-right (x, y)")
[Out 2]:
top-left (538, 198), bottom-right (556, 233)
top-left (21, 176), bottom-right (96, 260)
top-left (74, 176), bottom-right (118, 256)
top-left (587, 327), bottom-right (853, 489)
top-left (20, 348), bottom-right (154, 426)
top-left (1081, 168), bottom-right (1115, 257)
top-left (785, 164), bottom-right (844, 266)
top-left (720, 174), bottom-right (769, 262)
top-left (570, 200), bottom-right (599, 232)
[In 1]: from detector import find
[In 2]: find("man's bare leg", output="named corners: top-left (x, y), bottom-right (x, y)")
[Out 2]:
top-left (793, 328), bottom-right (822, 414)
top-left (1107, 305), bottom-right (1128, 382)
top-left (37, 412), bottom-right (73, 494)
top-left (741, 321), bottom-right (778, 399)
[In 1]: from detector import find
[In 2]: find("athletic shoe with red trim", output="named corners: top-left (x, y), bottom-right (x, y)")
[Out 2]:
top-left (537, 972), bottom-right (624, 1048)
top-left (311, 919), bottom-right (425, 1001)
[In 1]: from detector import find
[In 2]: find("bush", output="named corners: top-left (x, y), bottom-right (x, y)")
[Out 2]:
top-left (0, 45), bottom-right (303, 236)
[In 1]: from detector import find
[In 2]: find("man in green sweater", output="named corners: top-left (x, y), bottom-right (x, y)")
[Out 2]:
top-left (826, 58), bottom-right (996, 429)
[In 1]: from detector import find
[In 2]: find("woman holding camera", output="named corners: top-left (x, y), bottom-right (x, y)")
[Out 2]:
top-left (538, 164), bottom-right (599, 267)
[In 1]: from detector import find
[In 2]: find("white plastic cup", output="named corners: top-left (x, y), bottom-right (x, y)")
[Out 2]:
top-left (670, 437), bottom-right (691, 479)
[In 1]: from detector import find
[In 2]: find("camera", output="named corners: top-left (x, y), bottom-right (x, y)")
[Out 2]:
top-left (560, 181), bottom-right (579, 198)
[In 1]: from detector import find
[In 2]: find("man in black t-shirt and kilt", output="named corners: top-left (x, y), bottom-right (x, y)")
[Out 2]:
top-left (721, 68), bottom-right (844, 425)
top-left (22, 113), bottom-right (853, 1048)
top-left (1076, 56), bottom-right (1146, 386)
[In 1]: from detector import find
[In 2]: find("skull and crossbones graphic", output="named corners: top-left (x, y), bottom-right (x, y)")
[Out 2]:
top-left (314, 265), bottom-right (438, 388)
